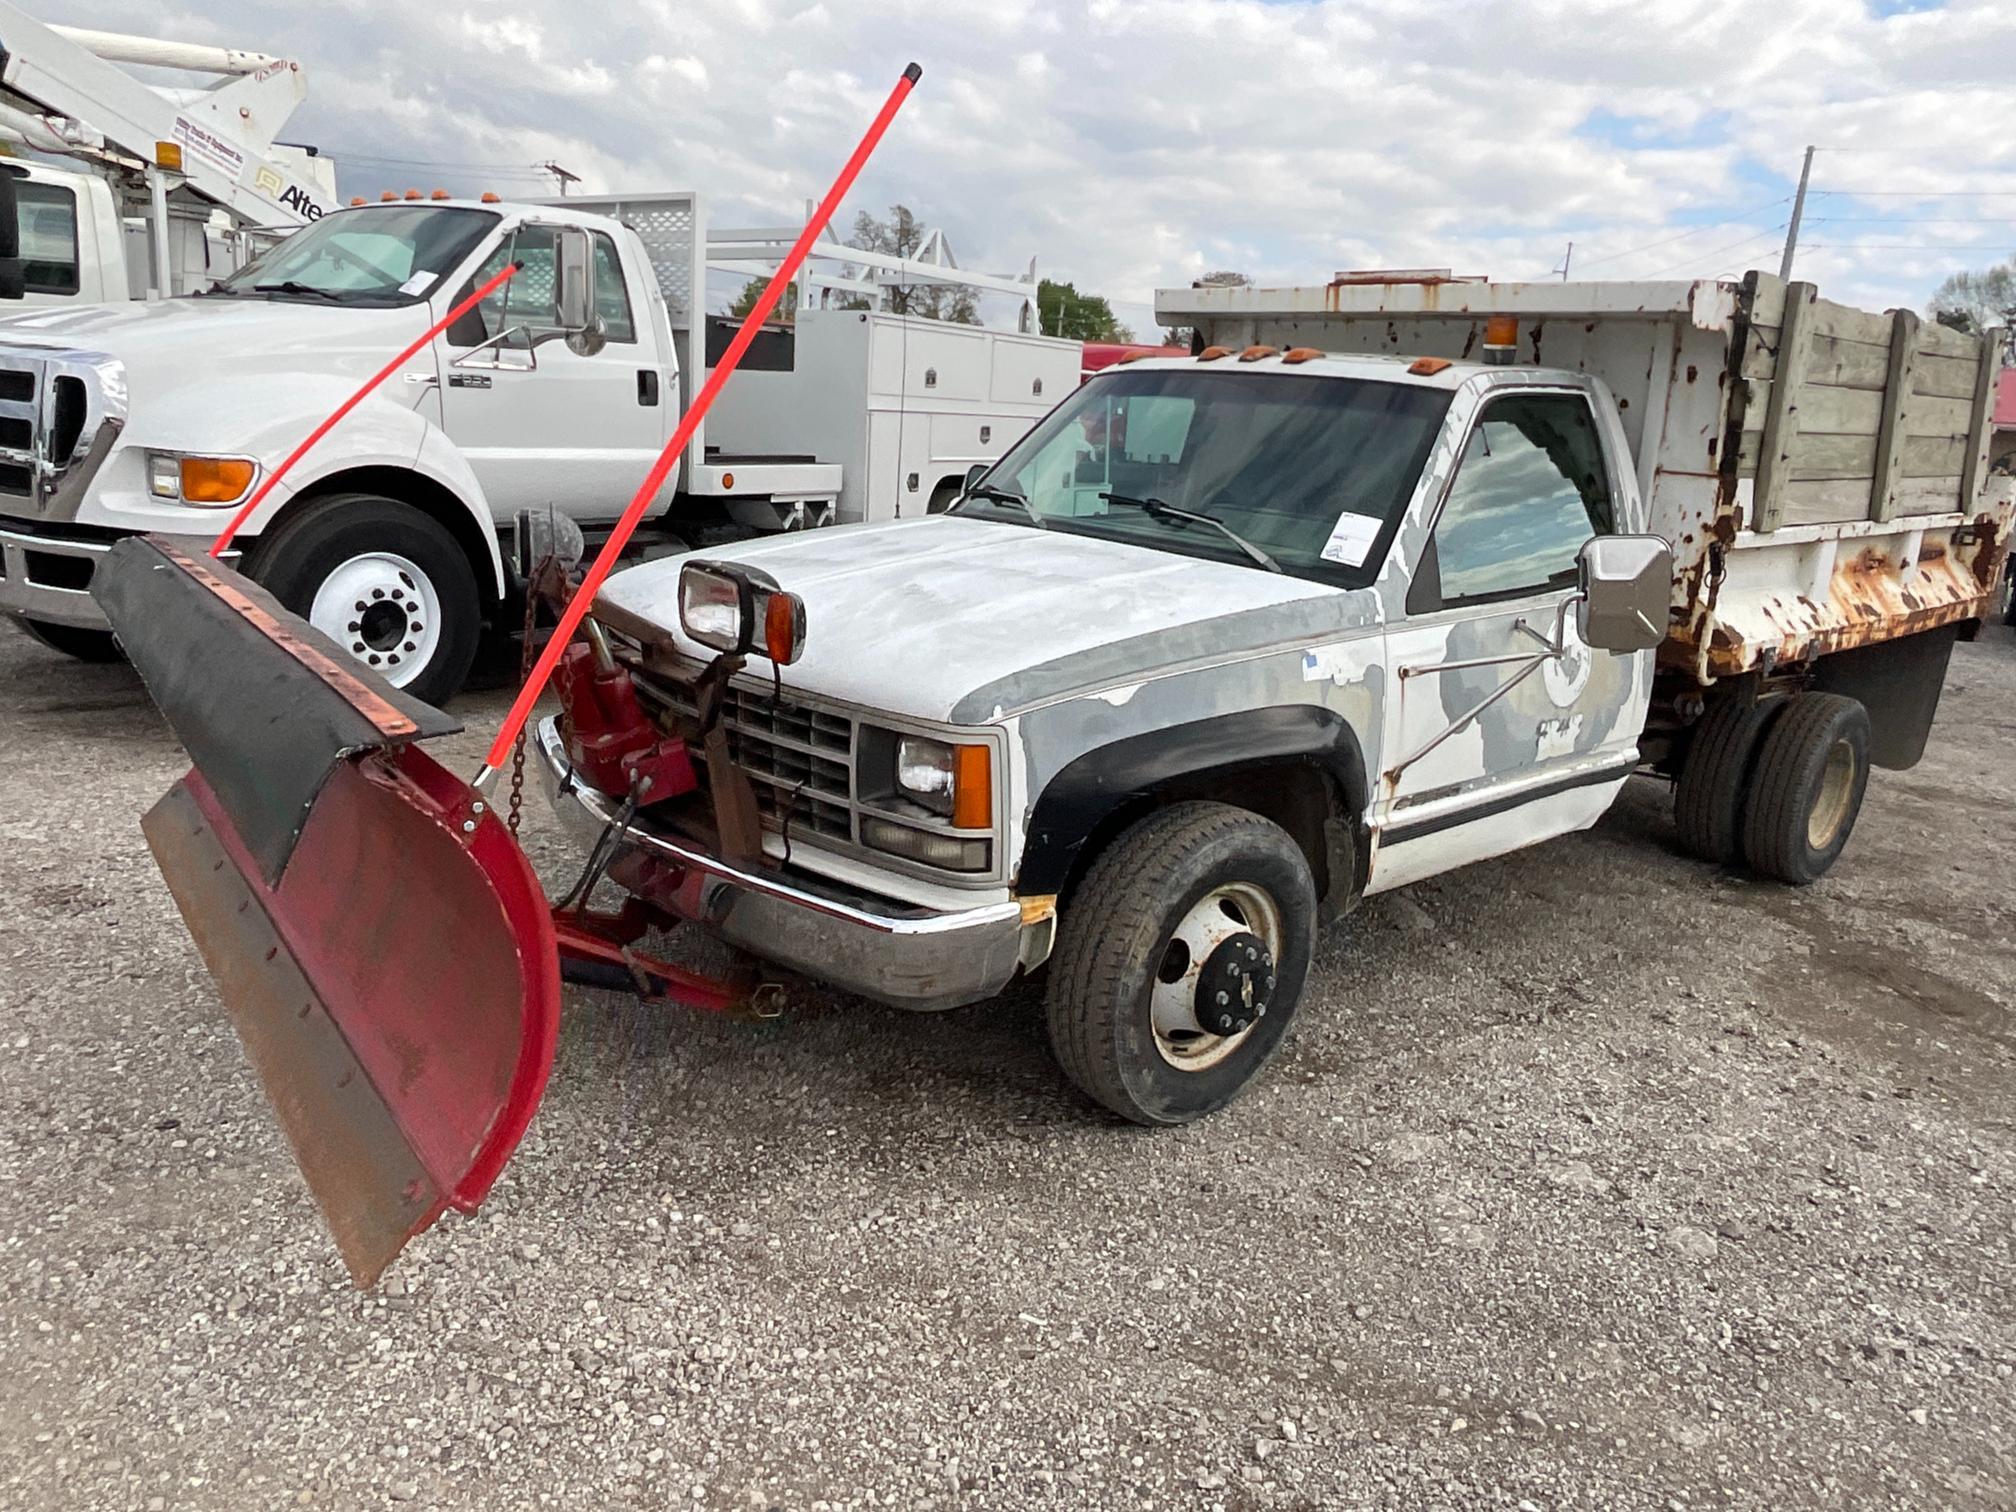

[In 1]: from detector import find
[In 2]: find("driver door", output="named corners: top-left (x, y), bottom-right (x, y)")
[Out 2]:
top-left (1371, 387), bottom-right (1648, 892)
top-left (434, 224), bottom-right (667, 522)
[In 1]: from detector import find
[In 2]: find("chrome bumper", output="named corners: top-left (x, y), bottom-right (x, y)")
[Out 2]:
top-left (534, 718), bottom-right (1033, 1011)
top-left (0, 521), bottom-right (236, 630)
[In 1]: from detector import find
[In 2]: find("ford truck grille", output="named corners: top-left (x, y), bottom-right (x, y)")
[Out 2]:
top-left (0, 348), bottom-right (124, 518)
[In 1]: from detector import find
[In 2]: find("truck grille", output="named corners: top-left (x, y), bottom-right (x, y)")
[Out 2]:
top-left (0, 348), bottom-right (123, 518)
top-left (633, 675), bottom-right (856, 842)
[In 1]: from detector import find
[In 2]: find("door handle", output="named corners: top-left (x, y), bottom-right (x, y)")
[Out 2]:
top-left (637, 369), bottom-right (660, 406)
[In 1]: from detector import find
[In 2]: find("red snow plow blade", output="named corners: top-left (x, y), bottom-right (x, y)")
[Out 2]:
top-left (98, 539), bottom-right (560, 1286)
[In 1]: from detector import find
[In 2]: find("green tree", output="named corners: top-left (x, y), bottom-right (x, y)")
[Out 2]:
top-left (729, 277), bottom-right (797, 323)
top-left (841, 204), bottom-right (978, 324)
top-left (1037, 278), bottom-right (1131, 342)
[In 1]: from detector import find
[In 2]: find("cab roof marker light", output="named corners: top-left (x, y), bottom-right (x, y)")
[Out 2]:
top-left (1237, 345), bottom-right (1280, 362)
top-left (1280, 347), bottom-right (1325, 364)
top-left (1408, 356), bottom-right (1454, 376)
top-left (1196, 345), bottom-right (1233, 361)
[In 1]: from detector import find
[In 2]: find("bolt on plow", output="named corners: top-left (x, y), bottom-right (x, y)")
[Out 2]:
top-left (91, 63), bottom-right (924, 1287)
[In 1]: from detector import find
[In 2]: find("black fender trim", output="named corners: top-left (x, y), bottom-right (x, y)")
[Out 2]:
top-left (1018, 705), bottom-right (1371, 900)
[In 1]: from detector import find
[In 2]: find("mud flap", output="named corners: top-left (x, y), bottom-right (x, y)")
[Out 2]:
top-left (97, 538), bottom-right (560, 1285)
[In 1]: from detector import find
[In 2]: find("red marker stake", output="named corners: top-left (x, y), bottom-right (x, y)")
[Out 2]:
top-left (209, 260), bottom-right (525, 557)
top-left (477, 61), bottom-right (925, 781)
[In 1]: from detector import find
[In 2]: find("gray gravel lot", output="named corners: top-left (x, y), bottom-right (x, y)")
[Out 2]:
top-left (1, 618), bottom-right (2012, 1512)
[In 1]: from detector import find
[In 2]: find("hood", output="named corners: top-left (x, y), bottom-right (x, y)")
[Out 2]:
top-left (597, 516), bottom-right (1377, 723)
top-left (0, 298), bottom-right (434, 418)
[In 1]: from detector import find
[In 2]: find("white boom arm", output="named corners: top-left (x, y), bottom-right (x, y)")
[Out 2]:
top-left (0, 1), bottom-right (334, 227)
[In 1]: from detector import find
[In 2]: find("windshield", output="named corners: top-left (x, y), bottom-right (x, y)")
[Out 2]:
top-left (213, 205), bottom-right (500, 305)
top-left (959, 367), bottom-right (1450, 583)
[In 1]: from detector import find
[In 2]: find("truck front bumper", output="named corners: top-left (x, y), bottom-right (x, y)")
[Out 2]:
top-left (0, 518), bottom-right (237, 630)
top-left (534, 718), bottom-right (1033, 1011)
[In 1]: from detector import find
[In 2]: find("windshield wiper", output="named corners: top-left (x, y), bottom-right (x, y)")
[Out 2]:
top-left (1098, 492), bottom-right (1282, 573)
top-left (962, 482), bottom-right (1047, 530)
top-left (254, 280), bottom-right (346, 301)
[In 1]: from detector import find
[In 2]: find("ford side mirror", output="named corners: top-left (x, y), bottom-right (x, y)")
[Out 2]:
top-left (1577, 534), bottom-right (1672, 652)
top-left (554, 226), bottom-right (603, 353)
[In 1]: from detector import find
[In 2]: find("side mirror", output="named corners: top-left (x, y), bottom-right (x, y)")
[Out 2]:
top-left (1576, 534), bottom-right (1672, 652)
top-left (0, 171), bottom-right (24, 300)
top-left (962, 462), bottom-right (989, 497)
top-left (554, 226), bottom-right (603, 352)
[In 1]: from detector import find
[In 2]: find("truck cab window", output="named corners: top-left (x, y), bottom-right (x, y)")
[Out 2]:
top-left (592, 233), bottom-right (634, 343)
top-left (17, 182), bottom-right (79, 295)
top-left (1427, 392), bottom-right (1613, 606)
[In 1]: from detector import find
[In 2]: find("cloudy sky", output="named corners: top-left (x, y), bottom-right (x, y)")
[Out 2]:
top-left (46, 0), bottom-right (2016, 336)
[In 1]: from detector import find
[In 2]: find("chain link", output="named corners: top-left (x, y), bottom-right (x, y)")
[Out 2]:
top-left (506, 566), bottom-right (543, 837)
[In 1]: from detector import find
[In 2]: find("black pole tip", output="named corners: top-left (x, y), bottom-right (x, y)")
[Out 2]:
top-left (903, 62), bottom-right (923, 83)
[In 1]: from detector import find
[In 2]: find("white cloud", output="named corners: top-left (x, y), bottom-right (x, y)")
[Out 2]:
top-left (40, 0), bottom-right (2016, 333)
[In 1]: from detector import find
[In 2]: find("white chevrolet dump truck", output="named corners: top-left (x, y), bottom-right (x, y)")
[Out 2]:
top-left (534, 270), bottom-right (2013, 1124)
top-left (0, 192), bottom-right (1074, 699)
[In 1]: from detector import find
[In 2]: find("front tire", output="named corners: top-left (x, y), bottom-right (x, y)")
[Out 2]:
top-left (13, 616), bottom-right (123, 663)
top-left (247, 494), bottom-right (482, 706)
top-left (1045, 802), bottom-right (1318, 1125)
top-left (1741, 692), bottom-right (1871, 885)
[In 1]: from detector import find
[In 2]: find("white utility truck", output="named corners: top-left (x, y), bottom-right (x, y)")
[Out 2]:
top-left (0, 191), bottom-right (1075, 697)
top-left (533, 270), bottom-right (2013, 1124)
top-left (0, 4), bottom-right (336, 305)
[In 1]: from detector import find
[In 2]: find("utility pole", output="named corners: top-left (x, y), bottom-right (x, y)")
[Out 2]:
top-left (542, 160), bottom-right (580, 196)
top-left (1553, 241), bottom-right (1573, 281)
top-left (1780, 145), bottom-right (1815, 280)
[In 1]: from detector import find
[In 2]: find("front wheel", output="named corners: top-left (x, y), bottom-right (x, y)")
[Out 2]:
top-left (13, 615), bottom-right (123, 663)
top-left (247, 494), bottom-right (482, 707)
top-left (1045, 802), bottom-right (1318, 1125)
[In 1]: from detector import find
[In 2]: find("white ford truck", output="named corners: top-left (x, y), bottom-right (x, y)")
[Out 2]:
top-left (0, 192), bottom-right (1074, 699)
top-left (536, 271), bottom-right (2013, 1124)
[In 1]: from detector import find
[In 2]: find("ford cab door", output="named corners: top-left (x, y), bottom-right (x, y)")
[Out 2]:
top-left (435, 223), bottom-right (667, 522)
top-left (1371, 385), bottom-right (1650, 893)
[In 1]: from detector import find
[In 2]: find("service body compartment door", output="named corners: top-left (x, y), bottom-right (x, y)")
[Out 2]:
top-left (435, 224), bottom-right (668, 523)
top-left (1371, 385), bottom-right (1650, 893)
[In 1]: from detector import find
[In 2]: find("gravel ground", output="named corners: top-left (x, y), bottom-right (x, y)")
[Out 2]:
top-left (0, 617), bottom-right (2011, 1512)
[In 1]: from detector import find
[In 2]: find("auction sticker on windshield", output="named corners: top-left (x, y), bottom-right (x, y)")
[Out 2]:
top-left (1318, 511), bottom-right (1382, 568)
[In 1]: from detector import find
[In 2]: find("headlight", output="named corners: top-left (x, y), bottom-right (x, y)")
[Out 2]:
top-left (878, 731), bottom-right (992, 828)
top-left (677, 559), bottom-right (805, 664)
top-left (146, 451), bottom-right (256, 505)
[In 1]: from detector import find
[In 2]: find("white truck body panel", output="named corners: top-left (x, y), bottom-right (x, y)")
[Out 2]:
top-left (704, 309), bottom-right (1078, 523)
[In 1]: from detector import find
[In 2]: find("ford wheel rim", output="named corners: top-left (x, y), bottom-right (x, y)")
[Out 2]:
top-left (308, 552), bottom-right (441, 689)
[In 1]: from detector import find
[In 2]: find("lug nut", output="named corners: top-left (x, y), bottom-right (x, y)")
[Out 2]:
top-left (1215, 991), bottom-right (1228, 1006)
top-left (372, 588), bottom-right (385, 599)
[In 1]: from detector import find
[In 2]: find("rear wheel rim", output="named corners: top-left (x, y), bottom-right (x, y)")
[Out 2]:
top-left (307, 552), bottom-right (442, 689)
top-left (1807, 737), bottom-right (1858, 851)
top-left (1148, 881), bottom-right (1284, 1073)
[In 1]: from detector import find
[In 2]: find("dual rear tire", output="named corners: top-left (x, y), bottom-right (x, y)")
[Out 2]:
top-left (1674, 690), bottom-right (1871, 885)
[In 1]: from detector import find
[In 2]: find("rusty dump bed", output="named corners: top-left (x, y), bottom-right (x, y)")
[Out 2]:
top-left (1158, 272), bottom-right (2015, 684)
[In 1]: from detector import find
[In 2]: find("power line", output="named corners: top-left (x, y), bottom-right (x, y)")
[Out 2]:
top-left (1800, 242), bottom-right (2016, 251)
top-left (1570, 196), bottom-right (1792, 271)
top-left (1809, 188), bottom-right (2016, 198)
top-left (1639, 224), bottom-right (1789, 279)
top-left (1809, 216), bottom-right (2016, 224)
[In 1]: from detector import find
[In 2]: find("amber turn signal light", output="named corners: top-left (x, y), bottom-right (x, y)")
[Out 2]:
top-left (180, 457), bottom-right (256, 504)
